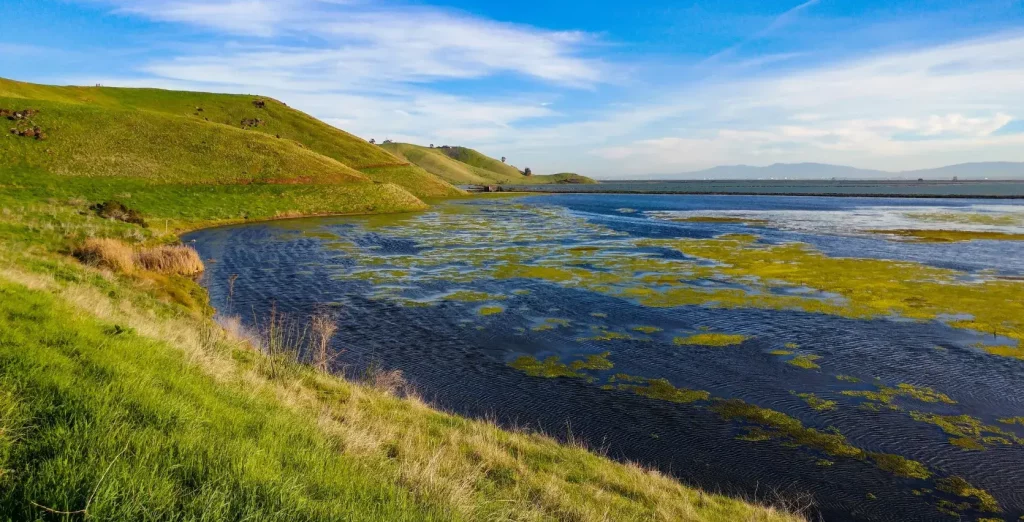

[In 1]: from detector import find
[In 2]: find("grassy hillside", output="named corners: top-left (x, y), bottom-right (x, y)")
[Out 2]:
top-left (0, 78), bottom-right (463, 198)
top-left (438, 145), bottom-right (526, 179)
top-left (382, 142), bottom-right (501, 184)
top-left (382, 142), bottom-right (597, 185)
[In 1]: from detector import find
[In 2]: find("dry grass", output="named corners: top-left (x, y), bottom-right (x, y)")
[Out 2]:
top-left (135, 244), bottom-right (205, 276)
top-left (310, 310), bottom-right (339, 373)
top-left (75, 238), bottom-right (204, 276)
top-left (74, 237), bottom-right (136, 273)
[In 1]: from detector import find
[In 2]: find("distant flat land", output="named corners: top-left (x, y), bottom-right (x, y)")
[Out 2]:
top-left (503, 180), bottom-right (1024, 198)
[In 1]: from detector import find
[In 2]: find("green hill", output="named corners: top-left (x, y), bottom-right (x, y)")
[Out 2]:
top-left (381, 142), bottom-right (597, 185)
top-left (0, 78), bottom-right (463, 199)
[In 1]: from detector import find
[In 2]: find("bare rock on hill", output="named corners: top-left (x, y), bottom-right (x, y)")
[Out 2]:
top-left (91, 200), bottom-right (147, 227)
top-left (240, 118), bottom-right (265, 128)
top-left (253, 99), bottom-right (266, 109)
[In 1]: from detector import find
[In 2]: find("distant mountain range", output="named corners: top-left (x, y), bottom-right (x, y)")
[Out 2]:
top-left (643, 162), bottom-right (1024, 180)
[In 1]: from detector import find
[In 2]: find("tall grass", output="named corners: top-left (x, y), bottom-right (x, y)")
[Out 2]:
top-left (74, 237), bottom-right (136, 273)
top-left (74, 237), bottom-right (204, 276)
top-left (311, 310), bottom-right (339, 373)
top-left (135, 244), bottom-right (204, 276)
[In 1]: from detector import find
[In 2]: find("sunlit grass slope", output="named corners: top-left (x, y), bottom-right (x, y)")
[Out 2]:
top-left (382, 142), bottom-right (597, 185)
top-left (0, 77), bottom-right (463, 198)
top-left (0, 180), bottom-right (799, 522)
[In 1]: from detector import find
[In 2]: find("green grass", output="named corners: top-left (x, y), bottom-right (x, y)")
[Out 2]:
top-left (381, 143), bottom-right (597, 186)
top-left (0, 280), bottom-right (452, 521)
top-left (436, 145), bottom-right (526, 178)
top-left (1, 167), bottom-right (426, 232)
top-left (358, 164), bottom-right (465, 198)
top-left (0, 77), bottom-right (463, 199)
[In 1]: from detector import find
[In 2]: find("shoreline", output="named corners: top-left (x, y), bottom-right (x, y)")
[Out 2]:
top-left (496, 188), bottom-right (1024, 199)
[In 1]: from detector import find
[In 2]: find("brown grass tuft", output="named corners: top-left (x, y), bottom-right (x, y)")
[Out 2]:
top-left (135, 245), bottom-right (205, 276)
top-left (75, 238), bottom-right (136, 273)
top-left (310, 311), bottom-right (339, 373)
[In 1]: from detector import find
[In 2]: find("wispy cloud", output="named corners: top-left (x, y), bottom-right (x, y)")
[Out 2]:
top-left (90, 0), bottom-right (605, 87)
top-left (704, 0), bottom-right (821, 64)
top-left (575, 32), bottom-right (1024, 174)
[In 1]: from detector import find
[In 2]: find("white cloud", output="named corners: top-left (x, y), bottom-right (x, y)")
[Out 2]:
top-left (105, 0), bottom-right (332, 36)
top-left (91, 0), bottom-right (604, 88)
top-left (557, 32), bottom-right (1024, 175)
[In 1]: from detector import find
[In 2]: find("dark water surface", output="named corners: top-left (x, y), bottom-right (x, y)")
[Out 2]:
top-left (186, 195), bottom-right (1024, 522)
top-left (503, 179), bottom-right (1024, 198)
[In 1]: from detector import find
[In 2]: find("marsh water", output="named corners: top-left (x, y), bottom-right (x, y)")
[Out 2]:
top-left (186, 195), bottom-right (1024, 522)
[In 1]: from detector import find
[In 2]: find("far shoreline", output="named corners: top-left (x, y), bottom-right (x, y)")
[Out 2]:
top-left (495, 179), bottom-right (1024, 199)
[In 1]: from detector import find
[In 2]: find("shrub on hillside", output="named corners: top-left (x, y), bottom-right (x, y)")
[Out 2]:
top-left (91, 200), bottom-right (147, 227)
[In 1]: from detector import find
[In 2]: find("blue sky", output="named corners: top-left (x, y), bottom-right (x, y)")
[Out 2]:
top-left (2, 0), bottom-right (1024, 178)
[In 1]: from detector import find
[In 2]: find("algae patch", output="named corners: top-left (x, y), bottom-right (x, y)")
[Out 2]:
top-left (674, 333), bottom-right (748, 347)
top-left (787, 354), bottom-right (821, 370)
top-left (508, 352), bottom-right (614, 380)
top-left (477, 305), bottom-right (505, 316)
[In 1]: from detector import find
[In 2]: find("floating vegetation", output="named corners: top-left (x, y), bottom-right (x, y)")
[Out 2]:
top-left (477, 305), bottom-right (505, 316)
top-left (908, 412), bottom-right (1021, 450)
top-left (329, 200), bottom-right (1024, 360)
top-left (907, 211), bottom-right (1024, 227)
top-left (532, 318), bottom-right (572, 332)
top-left (511, 289), bottom-right (531, 296)
top-left (609, 375), bottom-right (710, 404)
top-left (769, 350), bottom-right (793, 356)
top-left (444, 290), bottom-right (506, 302)
top-left (836, 375), bottom-right (861, 383)
top-left (998, 417), bottom-right (1024, 426)
top-left (589, 312), bottom-right (607, 318)
top-left (509, 356), bottom-right (584, 379)
top-left (787, 354), bottom-right (821, 370)
top-left (816, 459), bottom-right (833, 467)
top-left (868, 229), bottom-right (1024, 242)
top-left (508, 352), bottom-right (613, 380)
top-left (632, 326), bottom-right (663, 334)
top-left (673, 333), bottom-right (748, 347)
top-left (784, 342), bottom-right (799, 349)
top-left (710, 399), bottom-right (930, 479)
top-left (935, 476), bottom-right (1001, 513)
top-left (794, 392), bottom-right (837, 412)
top-left (974, 343), bottom-right (1024, 360)
top-left (578, 328), bottom-right (635, 342)
top-left (841, 383), bottom-right (956, 406)
top-left (866, 452), bottom-right (930, 480)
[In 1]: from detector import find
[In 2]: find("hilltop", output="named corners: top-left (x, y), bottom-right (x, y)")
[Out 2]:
top-left (0, 78), bottom-right (463, 207)
top-left (381, 142), bottom-right (597, 185)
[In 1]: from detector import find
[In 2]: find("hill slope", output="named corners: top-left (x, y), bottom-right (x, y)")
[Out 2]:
top-left (382, 142), bottom-right (597, 185)
top-left (0, 78), bottom-right (463, 198)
